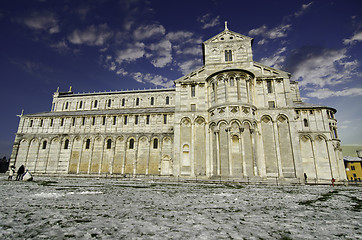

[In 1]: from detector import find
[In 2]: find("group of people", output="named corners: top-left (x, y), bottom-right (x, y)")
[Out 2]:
top-left (8, 164), bottom-right (25, 181)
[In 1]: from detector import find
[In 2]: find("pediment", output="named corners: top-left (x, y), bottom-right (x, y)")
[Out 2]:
top-left (204, 30), bottom-right (253, 44)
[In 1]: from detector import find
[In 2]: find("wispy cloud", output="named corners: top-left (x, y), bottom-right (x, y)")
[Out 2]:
top-left (306, 87), bottom-right (362, 99)
top-left (68, 24), bottom-right (113, 46)
top-left (198, 14), bottom-right (220, 29)
top-left (294, 2), bottom-right (313, 17)
top-left (248, 24), bottom-right (292, 45)
top-left (133, 24), bottom-right (166, 40)
top-left (343, 31), bottom-right (362, 45)
top-left (284, 46), bottom-right (358, 87)
top-left (148, 39), bottom-right (172, 67)
top-left (260, 47), bottom-right (287, 68)
top-left (115, 42), bottom-right (145, 63)
top-left (177, 59), bottom-right (202, 75)
top-left (11, 59), bottom-right (54, 74)
top-left (130, 72), bottom-right (173, 88)
top-left (19, 11), bottom-right (59, 34)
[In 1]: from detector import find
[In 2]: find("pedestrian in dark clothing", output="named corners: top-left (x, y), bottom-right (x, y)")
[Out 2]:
top-left (304, 173), bottom-right (308, 183)
top-left (16, 165), bottom-right (25, 181)
top-left (8, 165), bottom-right (16, 180)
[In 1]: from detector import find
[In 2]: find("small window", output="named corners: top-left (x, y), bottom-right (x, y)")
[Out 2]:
top-left (268, 101), bottom-right (275, 108)
top-left (136, 98), bottom-right (139, 106)
top-left (225, 50), bottom-right (232, 61)
top-left (61, 118), bottom-right (64, 126)
top-left (166, 96), bottom-right (169, 105)
top-left (129, 139), bottom-right (134, 149)
top-left (64, 139), bottom-right (69, 149)
top-left (191, 104), bottom-right (196, 112)
top-left (122, 98), bottom-right (125, 106)
top-left (94, 100), bottom-right (98, 108)
top-left (124, 116), bottom-right (128, 125)
top-left (102, 116), bottom-right (106, 125)
top-left (108, 99), bottom-right (112, 108)
top-left (82, 117), bottom-right (85, 126)
top-left (50, 119), bottom-right (53, 127)
top-left (113, 116), bottom-right (117, 125)
top-left (72, 117), bottom-right (75, 126)
top-left (310, 110), bottom-right (314, 114)
top-left (92, 117), bottom-right (96, 125)
top-left (153, 138), bottom-right (158, 149)
top-left (65, 102), bottom-right (69, 109)
top-left (191, 85), bottom-right (196, 97)
top-left (106, 139), bottom-right (112, 149)
top-left (85, 139), bottom-right (90, 149)
top-left (42, 141), bottom-right (47, 149)
top-left (146, 115), bottom-right (150, 125)
top-left (150, 97), bottom-right (154, 106)
top-left (304, 119), bottom-right (309, 127)
top-left (163, 114), bottom-right (167, 124)
top-left (29, 120), bottom-right (33, 127)
top-left (79, 101), bottom-right (83, 109)
top-left (267, 80), bottom-right (273, 93)
top-left (40, 119), bottom-right (43, 127)
top-left (135, 115), bottom-right (139, 125)
top-left (351, 166), bottom-right (356, 171)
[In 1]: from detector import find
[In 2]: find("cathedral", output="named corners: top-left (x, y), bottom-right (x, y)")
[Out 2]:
top-left (10, 25), bottom-right (347, 182)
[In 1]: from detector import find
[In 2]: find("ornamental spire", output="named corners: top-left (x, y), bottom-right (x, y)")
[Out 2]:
top-left (224, 21), bottom-right (228, 30)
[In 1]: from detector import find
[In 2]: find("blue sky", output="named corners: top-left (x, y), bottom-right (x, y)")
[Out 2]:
top-left (0, 0), bottom-right (361, 157)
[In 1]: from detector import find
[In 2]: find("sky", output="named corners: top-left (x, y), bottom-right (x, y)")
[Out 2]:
top-left (0, 0), bottom-right (361, 157)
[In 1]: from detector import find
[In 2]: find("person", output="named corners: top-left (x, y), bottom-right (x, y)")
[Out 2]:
top-left (16, 165), bottom-right (25, 181)
top-left (304, 173), bottom-right (308, 183)
top-left (331, 177), bottom-right (335, 187)
top-left (8, 165), bottom-right (16, 180)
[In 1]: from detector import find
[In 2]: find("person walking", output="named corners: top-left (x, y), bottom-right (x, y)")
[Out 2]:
top-left (8, 165), bottom-right (16, 180)
top-left (16, 165), bottom-right (25, 181)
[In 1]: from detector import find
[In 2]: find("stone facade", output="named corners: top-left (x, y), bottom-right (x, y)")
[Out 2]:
top-left (10, 26), bottom-right (347, 182)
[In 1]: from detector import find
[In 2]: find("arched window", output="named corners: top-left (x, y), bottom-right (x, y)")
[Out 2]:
top-left (85, 139), bottom-right (90, 149)
top-left (106, 139), bottom-right (112, 149)
top-left (79, 101), bottom-right (83, 109)
top-left (42, 141), bottom-right (47, 149)
top-left (153, 138), bottom-right (158, 149)
top-left (165, 96), bottom-right (169, 105)
top-left (92, 117), bottom-right (96, 125)
top-left (303, 119), bottom-right (309, 127)
top-left (65, 102), bottom-right (69, 109)
top-left (129, 139), bottom-right (134, 149)
top-left (230, 77), bottom-right (234, 87)
top-left (94, 100), bottom-right (98, 108)
top-left (64, 139), bottom-right (69, 149)
top-left (122, 98), bottom-right (125, 106)
top-left (108, 99), bottom-right (112, 107)
top-left (225, 50), bottom-right (232, 61)
top-left (136, 98), bottom-right (139, 106)
top-left (150, 97), bottom-right (154, 105)
top-left (102, 116), bottom-right (106, 125)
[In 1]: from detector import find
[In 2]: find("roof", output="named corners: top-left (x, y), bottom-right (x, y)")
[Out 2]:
top-left (293, 102), bottom-right (336, 112)
top-left (24, 107), bottom-right (176, 118)
top-left (344, 156), bottom-right (362, 162)
top-left (57, 88), bottom-right (176, 98)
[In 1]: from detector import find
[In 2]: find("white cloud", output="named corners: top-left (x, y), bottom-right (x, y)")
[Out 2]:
top-left (50, 40), bottom-right (70, 54)
top-left (115, 42), bottom-right (145, 63)
top-left (166, 31), bottom-right (193, 42)
top-left (21, 11), bottom-right (59, 34)
top-left (294, 2), bottom-right (313, 17)
top-left (343, 31), bottom-right (362, 45)
top-left (130, 72), bottom-right (173, 88)
top-left (248, 24), bottom-right (291, 43)
top-left (148, 39), bottom-right (172, 67)
top-left (260, 47), bottom-right (286, 68)
top-left (68, 24), bottom-right (113, 46)
top-left (289, 48), bottom-right (358, 87)
top-left (198, 14), bottom-right (220, 29)
top-left (176, 46), bottom-right (202, 55)
top-left (306, 87), bottom-right (362, 99)
top-left (177, 59), bottom-right (202, 75)
top-left (133, 24), bottom-right (165, 40)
